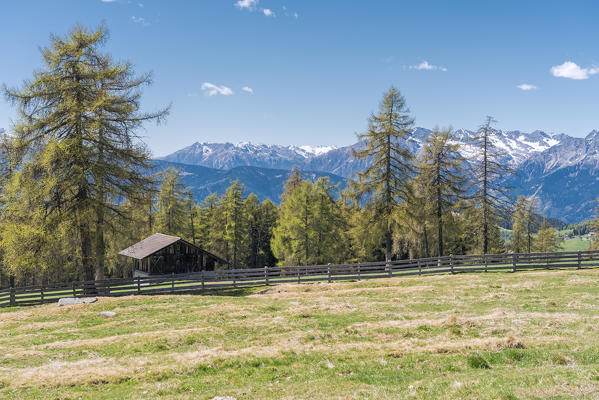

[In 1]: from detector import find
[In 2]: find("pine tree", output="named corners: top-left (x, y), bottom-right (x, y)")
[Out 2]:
top-left (244, 194), bottom-right (262, 268)
top-left (272, 176), bottom-right (346, 266)
top-left (185, 191), bottom-right (197, 244)
top-left (2, 25), bottom-right (167, 281)
top-left (222, 181), bottom-right (246, 268)
top-left (511, 196), bottom-right (536, 253)
top-left (351, 86), bottom-right (414, 263)
top-left (244, 195), bottom-right (278, 268)
top-left (533, 218), bottom-right (562, 252)
top-left (156, 168), bottom-right (187, 236)
top-left (258, 199), bottom-right (279, 267)
top-left (272, 180), bottom-right (315, 265)
top-left (417, 128), bottom-right (467, 257)
top-left (312, 177), bottom-right (347, 264)
top-left (343, 202), bottom-right (386, 262)
top-left (470, 116), bottom-right (514, 254)
top-left (283, 166), bottom-right (304, 196)
top-left (196, 193), bottom-right (218, 250)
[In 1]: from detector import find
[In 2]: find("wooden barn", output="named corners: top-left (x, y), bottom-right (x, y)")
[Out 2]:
top-left (119, 233), bottom-right (229, 276)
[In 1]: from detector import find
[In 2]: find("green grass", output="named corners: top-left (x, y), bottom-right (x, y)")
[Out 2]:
top-left (2, 269), bottom-right (599, 399)
top-left (560, 237), bottom-right (591, 251)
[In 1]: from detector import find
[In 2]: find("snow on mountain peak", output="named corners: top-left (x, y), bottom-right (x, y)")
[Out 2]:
top-left (297, 145), bottom-right (338, 156)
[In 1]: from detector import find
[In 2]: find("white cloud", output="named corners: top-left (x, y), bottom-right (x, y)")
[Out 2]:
top-left (235, 0), bottom-right (257, 9)
top-left (101, 0), bottom-right (118, 2)
top-left (293, 11), bottom-right (299, 18)
top-left (263, 8), bottom-right (275, 16)
top-left (409, 61), bottom-right (447, 72)
top-left (131, 16), bottom-right (150, 26)
top-left (187, 92), bottom-right (199, 97)
top-left (201, 82), bottom-right (234, 96)
top-left (242, 86), bottom-right (254, 94)
top-left (517, 83), bottom-right (537, 91)
top-left (550, 61), bottom-right (599, 80)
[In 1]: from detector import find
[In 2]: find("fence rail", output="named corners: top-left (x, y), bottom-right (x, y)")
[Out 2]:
top-left (2, 250), bottom-right (599, 307)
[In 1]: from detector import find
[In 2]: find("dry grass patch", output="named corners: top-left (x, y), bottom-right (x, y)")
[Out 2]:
top-left (2, 269), bottom-right (599, 399)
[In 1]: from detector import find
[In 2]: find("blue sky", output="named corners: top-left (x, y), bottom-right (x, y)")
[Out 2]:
top-left (2, 0), bottom-right (599, 156)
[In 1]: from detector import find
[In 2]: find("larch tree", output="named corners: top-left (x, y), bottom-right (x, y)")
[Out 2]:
top-left (312, 177), bottom-right (347, 264)
top-left (272, 180), bottom-right (315, 266)
top-left (469, 116), bottom-right (513, 254)
top-left (417, 128), bottom-right (467, 257)
top-left (222, 181), bottom-right (246, 268)
top-left (2, 25), bottom-right (167, 282)
top-left (198, 193), bottom-right (219, 251)
top-left (511, 196), bottom-right (537, 253)
top-left (533, 218), bottom-right (562, 252)
top-left (351, 86), bottom-right (414, 263)
top-left (156, 168), bottom-right (188, 237)
top-left (244, 194), bottom-right (278, 268)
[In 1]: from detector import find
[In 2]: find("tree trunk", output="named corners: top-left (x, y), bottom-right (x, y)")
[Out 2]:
top-left (385, 228), bottom-right (392, 264)
top-left (95, 204), bottom-right (105, 281)
top-left (436, 158), bottom-right (443, 257)
top-left (482, 130), bottom-right (489, 254)
top-left (423, 224), bottom-right (430, 258)
top-left (79, 217), bottom-right (93, 282)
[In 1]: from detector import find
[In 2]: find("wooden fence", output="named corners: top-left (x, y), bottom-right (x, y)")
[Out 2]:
top-left (2, 250), bottom-right (599, 308)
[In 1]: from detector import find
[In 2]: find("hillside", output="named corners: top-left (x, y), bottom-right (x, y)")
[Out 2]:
top-left (2, 269), bottom-right (599, 399)
top-left (153, 160), bottom-right (346, 204)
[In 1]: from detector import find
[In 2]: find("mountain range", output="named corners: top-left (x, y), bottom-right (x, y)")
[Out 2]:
top-left (153, 160), bottom-right (346, 203)
top-left (157, 127), bottom-right (599, 223)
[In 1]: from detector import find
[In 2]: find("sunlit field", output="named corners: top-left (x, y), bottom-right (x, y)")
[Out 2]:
top-left (2, 269), bottom-right (599, 399)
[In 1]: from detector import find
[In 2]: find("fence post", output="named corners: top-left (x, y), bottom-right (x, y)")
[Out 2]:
top-left (484, 254), bottom-right (488, 273)
top-left (40, 285), bottom-right (44, 303)
top-left (137, 276), bottom-right (141, 295)
top-left (578, 251), bottom-right (582, 269)
top-left (264, 266), bottom-right (269, 285)
top-left (388, 262), bottom-right (393, 278)
top-left (171, 272), bottom-right (175, 293)
top-left (327, 265), bottom-right (331, 283)
top-left (357, 264), bottom-right (361, 280)
top-left (9, 276), bottom-right (15, 307)
top-left (201, 270), bottom-right (205, 291)
top-left (233, 270), bottom-right (237, 288)
top-left (512, 253), bottom-right (517, 272)
top-left (450, 255), bottom-right (454, 274)
top-left (418, 260), bottom-right (422, 276)
top-left (72, 282), bottom-right (77, 298)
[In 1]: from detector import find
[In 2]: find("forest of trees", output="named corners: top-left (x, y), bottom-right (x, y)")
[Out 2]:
top-left (0, 25), bottom-right (588, 287)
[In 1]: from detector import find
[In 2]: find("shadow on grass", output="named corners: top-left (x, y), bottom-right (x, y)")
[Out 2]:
top-left (138, 286), bottom-right (265, 298)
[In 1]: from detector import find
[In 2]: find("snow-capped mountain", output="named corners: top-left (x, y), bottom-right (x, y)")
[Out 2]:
top-left (159, 142), bottom-right (337, 170)
top-left (159, 127), bottom-right (565, 176)
top-left (158, 127), bottom-right (599, 222)
top-left (507, 130), bottom-right (599, 223)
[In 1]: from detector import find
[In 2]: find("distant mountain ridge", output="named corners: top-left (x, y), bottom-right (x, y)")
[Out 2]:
top-left (159, 127), bottom-right (563, 176)
top-left (507, 130), bottom-right (599, 223)
top-left (159, 142), bottom-right (337, 171)
top-left (157, 127), bottom-right (598, 223)
top-left (152, 160), bottom-right (346, 204)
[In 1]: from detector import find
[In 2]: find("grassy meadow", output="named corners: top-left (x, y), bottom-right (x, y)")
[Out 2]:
top-left (1, 269), bottom-right (599, 399)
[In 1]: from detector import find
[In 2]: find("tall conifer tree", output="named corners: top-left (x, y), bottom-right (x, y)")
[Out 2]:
top-left (469, 116), bottom-right (513, 254)
top-left (351, 87), bottom-right (414, 263)
top-left (417, 128), bottom-right (467, 257)
top-left (2, 25), bottom-right (167, 281)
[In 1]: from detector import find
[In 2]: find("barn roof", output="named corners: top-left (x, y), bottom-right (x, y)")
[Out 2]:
top-left (118, 233), bottom-right (182, 260)
top-left (118, 233), bottom-right (229, 265)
